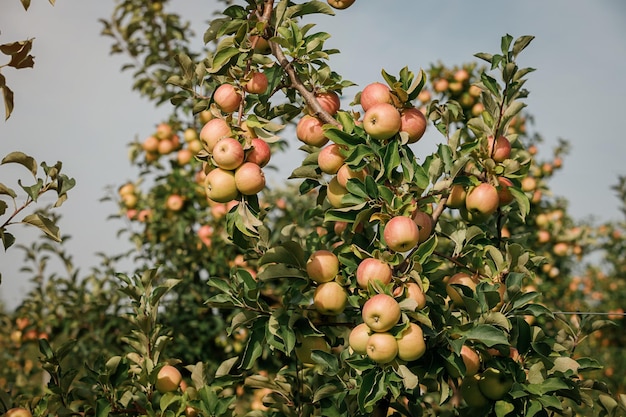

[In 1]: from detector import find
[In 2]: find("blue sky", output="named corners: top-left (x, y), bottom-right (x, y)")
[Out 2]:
top-left (1, 1), bottom-right (625, 309)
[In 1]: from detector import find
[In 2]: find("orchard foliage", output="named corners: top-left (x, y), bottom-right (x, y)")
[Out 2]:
top-left (2, 1), bottom-right (626, 417)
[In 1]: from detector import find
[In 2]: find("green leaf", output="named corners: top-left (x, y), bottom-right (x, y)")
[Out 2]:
top-left (20, 0), bottom-right (31, 10)
top-left (95, 398), bottom-right (111, 417)
top-left (209, 46), bottom-right (240, 73)
top-left (286, 0), bottom-right (335, 18)
top-left (474, 52), bottom-right (493, 64)
top-left (0, 183), bottom-right (16, 198)
top-left (2, 151), bottom-right (37, 176)
top-left (18, 178), bottom-right (43, 202)
top-left (21, 213), bottom-right (61, 242)
top-left (1, 83), bottom-right (14, 120)
top-left (464, 324), bottom-right (509, 347)
top-left (495, 400), bottom-right (515, 417)
top-left (513, 35), bottom-right (535, 57)
top-left (0, 228), bottom-right (15, 250)
top-left (501, 34), bottom-right (514, 55)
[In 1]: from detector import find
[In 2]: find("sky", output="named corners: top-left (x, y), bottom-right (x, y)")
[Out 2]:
top-left (1, 1), bottom-right (625, 309)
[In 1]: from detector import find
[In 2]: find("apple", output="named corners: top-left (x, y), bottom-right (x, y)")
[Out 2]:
top-left (446, 184), bottom-right (466, 209)
top-left (197, 224), bottom-right (213, 247)
top-left (336, 164), bottom-right (367, 188)
top-left (306, 249), bottom-right (339, 283)
top-left (234, 162), bottom-right (266, 195)
top-left (213, 84), bottom-right (242, 113)
top-left (212, 137), bottom-right (245, 170)
top-left (327, 0), bottom-right (355, 9)
top-left (363, 103), bottom-right (401, 141)
top-left (183, 127), bottom-right (198, 142)
top-left (4, 408), bottom-right (32, 417)
top-left (245, 138), bottom-right (271, 167)
top-left (326, 176), bottom-right (349, 208)
top-left (396, 323), bottom-right (426, 362)
top-left (166, 194), bottom-right (184, 211)
top-left (400, 107), bottom-right (427, 143)
top-left (460, 345), bottom-right (481, 376)
top-left (177, 148), bottom-right (193, 165)
top-left (448, 81), bottom-right (463, 93)
top-left (296, 115), bottom-right (328, 147)
top-left (348, 322), bottom-right (371, 355)
top-left (454, 69), bottom-right (470, 83)
top-left (497, 177), bottom-right (514, 206)
top-left (188, 139), bottom-right (203, 154)
top-left (417, 89), bottom-right (431, 103)
top-left (465, 183), bottom-right (499, 217)
top-left (318, 144), bottom-right (345, 174)
top-left (158, 138), bottom-right (176, 155)
top-left (138, 209), bottom-right (152, 222)
top-left (155, 122), bottom-right (173, 140)
top-left (478, 367), bottom-right (513, 400)
top-left (356, 258), bottom-right (393, 289)
top-left (487, 135), bottom-right (512, 162)
top-left (118, 182), bottom-right (135, 197)
top-left (200, 118), bottom-right (232, 152)
top-left (461, 374), bottom-right (489, 408)
top-left (249, 35), bottom-right (271, 54)
top-left (366, 332), bottom-right (398, 364)
top-left (204, 168), bottom-right (239, 203)
top-left (243, 71), bottom-right (268, 95)
top-left (315, 91), bottom-right (341, 115)
top-left (472, 102), bottom-right (485, 116)
top-left (433, 78), bottom-right (449, 93)
top-left (446, 272), bottom-right (478, 307)
top-left (143, 135), bottom-right (159, 153)
top-left (412, 210), bottom-right (433, 243)
top-left (122, 193), bottom-right (138, 209)
top-left (360, 82), bottom-right (392, 112)
top-left (362, 293), bottom-right (401, 332)
top-left (156, 365), bottom-right (182, 393)
top-left (394, 282), bottom-right (426, 310)
top-left (313, 281), bottom-right (348, 315)
top-left (384, 216), bottom-right (420, 252)
top-left (553, 242), bottom-right (569, 257)
top-left (295, 336), bottom-right (331, 364)
top-left (469, 84), bottom-right (482, 97)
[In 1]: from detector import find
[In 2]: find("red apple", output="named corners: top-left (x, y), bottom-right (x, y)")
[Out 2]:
top-left (360, 82), bottom-right (392, 112)
top-left (366, 332), bottom-right (398, 364)
top-left (318, 144), bottom-right (346, 174)
top-left (336, 164), bottom-right (367, 187)
top-left (212, 137), bottom-right (245, 170)
top-left (177, 148), bottom-right (193, 165)
top-left (234, 162), bottom-right (266, 195)
top-left (166, 194), bottom-right (184, 211)
top-left (497, 177), bottom-right (514, 206)
top-left (306, 250), bottom-right (339, 283)
top-left (363, 103), bottom-right (401, 141)
top-left (400, 107), bottom-right (427, 143)
top-left (460, 345), bottom-right (481, 376)
top-left (200, 118), bottom-right (232, 152)
top-left (487, 135), bottom-right (512, 163)
top-left (327, 0), bottom-right (355, 9)
top-left (362, 293), bottom-right (401, 332)
top-left (158, 138), bottom-right (176, 155)
top-left (296, 115), bottom-right (328, 147)
top-left (465, 183), bottom-right (499, 217)
top-left (204, 168), bottom-right (239, 203)
top-left (243, 71), bottom-right (269, 95)
top-left (313, 281), bottom-right (348, 315)
top-left (356, 258), bottom-right (393, 289)
top-left (394, 282), bottom-right (426, 310)
top-left (384, 216), bottom-right (420, 252)
top-left (446, 273), bottom-right (478, 307)
top-left (156, 365), bottom-right (182, 393)
top-left (245, 138), bottom-right (271, 167)
top-left (315, 91), bottom-right (341, 115)
top-left (396, 323), bottom-right (426, 362)
top-left (349, 323), bottom-right (371, 355)
top-left (213, 84), bottom-right (242, 113)
top-left (143, 135), bottom-right (159, 153)
top-left (412, 210), bottom-right (433, 243)
top-left (250, 35), bottom-right (271, 54)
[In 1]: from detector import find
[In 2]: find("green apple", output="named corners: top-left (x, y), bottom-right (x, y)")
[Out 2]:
top-left (478, 367), bottom-right (514, 400)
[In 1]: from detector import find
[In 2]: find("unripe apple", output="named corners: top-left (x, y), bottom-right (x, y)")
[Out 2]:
top-left (327, 0), bottom-right (355, 9)
top-left (245, 138), bottom-right (271, 167)
top-left (461, 374), bottom-right (490, 408)
top-left (212, 137), bottom-right (245, 170)
top-left (362, 293), bottom-right (401, 332)
top-left (384, 216), bottom-right (420, 252)
top-left (4, 408), bottom-right (33, 417)
top-left (166, 194), bottom-right (184, 211)
top-left (188, 139), bottom-right (203, 154)
top-left (396, 323), bottom-right (426, 362)
top-left (315, 91), bottom-right (341, 115)
top-left (295, 336), bottom-right (331, 364)
top-left (313, 281), bottom-right (348, 315)
top-left (487, 135), bottom-right (512, 162)
top-left (306, 250), bottom-right (339, 283)
top-left (204, 168), bottom-right (239, 203)
top-left (213, 84), bottom-right (242, 113)
top-left (412, 210), bottom-right (433, 243)
top-left (446, 272), bottom-right (478, 307)
top-left (234, 162), bottom-right (266, 195)
top-left (200, 118), bottom-right (232, 152)
top-left (243, 71), bottom-right (269, 95)
top-left (363, 103), bottom-right (401, 141)
top-left (122, 193), bottom-right (138, 209)
top-left (446, 184), bottom-right (467, 209)
top-left (366, 332), bottom-right (398, 364)
top-left (360, 82), bottom-right (392, 111)
top-left (156, 365), bottom-right (182, 393)
top-left (318, 144), bottom-right (345, 175)
top-left (356, 258), bottom-right (393, 289)
top-left (326, 176), bottom-right (349, 208)
top-left (400, 107), bottom-right (427, 143)
top-left (118, 182), bottom-right (135, 197)
top-left (336, 164), bottom-right (367, 188)
top-left (478, 367), bottom-right (513, 400)
top-left (349, 322), bottom-right (371, 355)
top-left (465, 183), bottom-right (499, 217)
top-left (296, 115), bottom-right (328, 147)
top-left (143, 135), bottom-right (159, 153)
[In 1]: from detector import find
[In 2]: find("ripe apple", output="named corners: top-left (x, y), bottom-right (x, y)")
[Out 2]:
top-left (166, 194), bottom-right (184, 211)
top-left (155, 122), bottom-right (173, 140)
top-left (469, 84), bottom-right (482, 97)
top-left (394, 282), bottom-right (426, 310)
top-left (313, 281), bottom-right (348, 315)
top-left (362, 293), bottom-right (401, 332)
top-left (336, 164), bottom-right (367, 188)
top-left (356, 258), bottom-right (393, 289)
top-left (497, 177), bottom-right (514, 206)
top-left (315, 91), bottom-right (341, 115)
top-left (213, 84), bottom-right (242, 113)
top-left (460, 345), bottom-right (481, 376)
top-left (158, 138), bottom-right (176, 155)
top-left (412, 210), bottom-right (433, 243)
top-left (295, 336), bottom-right (331, 364)
top-left (4, 408), bottom-right (32, 417)
top-left (118, 182), bottom-right (135, 197)
top-left (446, 272), bottom-right (478, 307)
top-left (396, 323), bottom-right (426, 362)
top-left (156, 365), bottom-right (182, 393)
top-left (177, 148), bottom-right (193, 165)
top-left (472, 102), bottom-right (485, 116)
top-left (366, 332), bottom-right (398, 364)
top-left (306, 250), bottom-right (339, 283)
top-left (433, 78), bottom-right (449, 93)
top-left (212, 137), bottom-right (245, 170)
top-left (521, 176), bottom-right (537, 192)
top-left (363, 103), bottom-right (401, 141)
top-left (243, 71), bottom-right (269, 95)
top-left (400, 107), bottom-right (427, 143)
top-left (249, 35), bottom-right (271, 54)
top-left (384, 216), bottom-right (420, 252)
top-left (478, 367), bottom-right (513, 400)
top-left (446, 184), bottom-right (466, 209)
top-left (360, 82), bottom-right (392, 112)
top-left (200, 118), bottom-right (232, 152)
top-left (122, 193), bottom-right (138, 209)
top-left (245, 138), bottom-right (271, 167)
top-left (465, 183), bottom-right (499, 217)
top-left (197, 224), bottom-right (213, 247)
top-left (326, 176), bottom-right (349, 208)
top-left (188, 139), bottom-right (203, 154)
top-left (318, 144), bottom-right (345, 174)
top-left (461, 374), bottom-right (489, 408)
top-left (417, 89), bottom-right (431, 103)
top-left (487, 135), bottom-right (512, 162)
top-left (327, 0), bottom-right (355, 9)
top-left (234, 162), bottom-right (266, 195)
top-left (348, 322), bottom-right (371, 355)
top-left (454, 69), bottom-right (470, 83)
top-left (143, 135), bottom-right (159, 153)
top-left (553, 242), bottom-right (569, 257)
top-left (296, 115), bottom-right (328, 147)
top-left (183, 127), bottom-right (198, 142)
top-left (204, 168), bottom-right (239, 203)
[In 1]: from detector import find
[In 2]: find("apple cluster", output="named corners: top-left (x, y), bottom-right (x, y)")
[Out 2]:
top-left (140, 122), bottom-right (203, 166)
top-left (424, 65), bottom-right (485, 117)
top-left (461, 366), bottom-right (514, 408)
